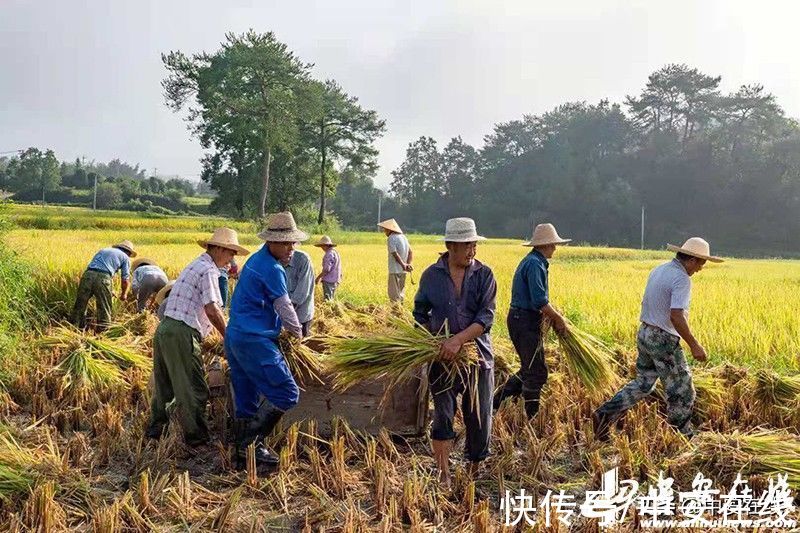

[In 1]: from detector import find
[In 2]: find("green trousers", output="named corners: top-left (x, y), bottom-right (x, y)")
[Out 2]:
top-left (148, 317), bottom-right (210, 445)
top-left (71, 269), bottom-right (113, 329)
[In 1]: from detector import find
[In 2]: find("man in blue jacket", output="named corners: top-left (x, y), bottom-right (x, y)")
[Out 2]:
top-left (413, 217), bottom-right (496, 486)
top-left (225, 212), bottom-right (307, 467)
top-left (493, 223), bottom-right (570, 419)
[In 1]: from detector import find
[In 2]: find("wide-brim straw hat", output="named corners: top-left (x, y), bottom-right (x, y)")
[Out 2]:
top-left (667, 237), bottom-right (724, 263)
top-left (257, 212), bottom-right (309, 243)
top-left (197, 227), bottom-right (250, 255)
top-left (522, 223), bottom-right (572, 247)
top-left (132, 258), bottom-right (156, 271)
top-left (313, 235), bottom-right (337, 247)
top-left (377, 218), bottom-right (403, 234)
top-left (154, 280), bottom-right (175, 306)
top-left (113, 240), bottom-right (137, 257)
top-left (440, 217), bottom-right (486, 242)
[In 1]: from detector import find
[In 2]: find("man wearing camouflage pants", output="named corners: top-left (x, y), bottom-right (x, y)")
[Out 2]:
top-left (593, 237), bottom-right (724, 440)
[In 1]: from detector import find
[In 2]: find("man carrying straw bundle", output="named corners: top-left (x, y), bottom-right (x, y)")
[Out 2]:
top-left (146, 228), bottom-right (249, 446)
top-left (378, 218), bottom-right (413, 303)
top-left (226, 212), bottom-right (307, 467)
top-left (493, 223), bottom-right (570, 418)
top-left (593, 237), bottom-right (722, 440)
top-left (71, 240), bottom-right (137, 330)
top-left (413, 217), bottom-right (496, 486)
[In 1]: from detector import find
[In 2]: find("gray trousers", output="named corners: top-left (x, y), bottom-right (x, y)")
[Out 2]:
top-left (134, 273), bottom-right (168, 312)
top-left (322, 281), bottom-right (337, 301)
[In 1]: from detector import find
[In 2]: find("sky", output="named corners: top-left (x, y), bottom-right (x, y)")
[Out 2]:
top-left (2, 0), bottom-right (800, 189)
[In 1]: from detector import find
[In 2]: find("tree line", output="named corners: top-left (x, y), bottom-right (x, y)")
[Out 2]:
top-left (387, 65), bottom-right (800, 256)
top-left (0, 150), bottom-right (203, 214)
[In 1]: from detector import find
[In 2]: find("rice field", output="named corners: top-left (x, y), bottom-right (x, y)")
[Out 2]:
top-left (5, 206), bottom-right (800, 370)
top-left (2, 204), bottom-right (800, 530)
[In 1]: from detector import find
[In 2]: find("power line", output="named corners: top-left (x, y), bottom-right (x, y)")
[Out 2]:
top-left (0, 149), bottom-right (24, 155)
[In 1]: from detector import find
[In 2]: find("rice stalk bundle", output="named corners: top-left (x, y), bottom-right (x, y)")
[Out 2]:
top-left (553, 322), bottom-right (621, 399)
top-left (692, 372), bottom-right (728, 420)
top-left (673, 430), bottom-right (800, 488)
top-left (752, 369), bottom-right (800, 414)
top-left (103, 312), bottom-right (155, 339)
top-left (0, 464), bottom-right (35, 501)
top-left (38, 324), bottom-right (151, 371)
top-left (325, 316), bottom-right (479, 393)
top-left (278, 331), bottom-right (325, 385)
top-left (38, 323), bottom-right (150, 397)
top-left (55, 347), bottom-right (125, 397)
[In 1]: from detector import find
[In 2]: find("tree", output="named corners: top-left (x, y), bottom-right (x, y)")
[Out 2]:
top-left (95, 182), bottom-right (121, 209)
top-left (10, 148), bottom-right (60, 202)
top-left (625, 64), bottom-right (721, 142)
top-left (304, 80), bottom-right (385, 223)
top-left (162, 30), bottom-right (312, 217)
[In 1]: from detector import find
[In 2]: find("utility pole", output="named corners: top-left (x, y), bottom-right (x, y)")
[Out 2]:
top-left (92, 173), bottom-right (98, 210)
top-left (640, 205), bottom-right (645, 250)
top-left (377, 191), bottom-right (382, 225)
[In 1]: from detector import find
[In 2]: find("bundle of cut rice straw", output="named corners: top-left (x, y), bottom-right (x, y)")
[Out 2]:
top-left (551, 320), bottom-right (621, 399)
top-left (325, 316), bottom-right (480, 393)
top-left (278, 331), bottom-right (325, 386)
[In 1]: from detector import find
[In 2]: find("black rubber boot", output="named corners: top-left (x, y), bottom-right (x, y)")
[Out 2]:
top-left (234, 400), bottom-right (285, 468)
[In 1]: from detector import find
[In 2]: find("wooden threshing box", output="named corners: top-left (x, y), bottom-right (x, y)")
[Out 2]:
top-left (283, 367), bottom-right (430, 438)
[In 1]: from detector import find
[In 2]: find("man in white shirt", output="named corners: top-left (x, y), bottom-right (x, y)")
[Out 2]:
top-left (378, 218), bottom-right (413, 303)
top-left (593, 237), bottom-right (723, 440)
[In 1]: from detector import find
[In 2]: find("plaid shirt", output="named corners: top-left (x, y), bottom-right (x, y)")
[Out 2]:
top-left (163, 253), bottom-right (223, 337)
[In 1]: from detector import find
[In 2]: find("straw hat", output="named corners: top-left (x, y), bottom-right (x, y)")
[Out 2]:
top-left (313, 235), bottom-right (337, 248)
top-left (522, 223), bottom-right (572, 247)
top-left (441, 217), bottom-right (486, 242)
top-left (377, 218), bottom-right (403, 234)
top-left (113, 240), bottom-right (137, 257)
top-left (132, 258), bottom-right (156, 271)
top-left (257, 212), bottom-right (309, 243)
top-left (197, 228), bottom-right (250, 255)
top-left (667, 237), bottom-right (724, 263)
top-left (154, 280), bottom-right (175, 306)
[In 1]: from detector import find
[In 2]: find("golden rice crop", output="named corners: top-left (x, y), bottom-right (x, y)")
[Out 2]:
top-left (278, 331), bottom-right (326, 386)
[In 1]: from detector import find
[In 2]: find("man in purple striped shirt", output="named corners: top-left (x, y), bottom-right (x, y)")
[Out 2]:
top-left (314, 235), bottom-right (342, 301)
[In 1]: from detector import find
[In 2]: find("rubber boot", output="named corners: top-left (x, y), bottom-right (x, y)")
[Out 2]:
top-left (235, 400), bottom-right (285, 467)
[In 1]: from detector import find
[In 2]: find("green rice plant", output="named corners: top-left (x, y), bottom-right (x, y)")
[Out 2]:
top-left (552, 321), bottom-right (621, 400)
top-left (325, 316), bottom-right (479, 393)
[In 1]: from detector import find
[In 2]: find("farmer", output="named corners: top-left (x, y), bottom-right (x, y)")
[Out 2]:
top-left (218, 259), bottom-right (239, 309)
top-left (378, 218), bottom-right (413, 303)
top-left (146, 228), bottom-right (249, 446)
top-left (593, 237), bottom-right (722, 440)
top-left (130, 258), bottom-right (168, 313)
top-left (154, 280), bottom-right (175, 321)
top-left (285, 245), bottom-right (315, 338)
top-left (226, 212), bottom-right (307, 467)
top-left (493, 223), bottom-right (571, 418)
top-left (314, 235), bottom-right (342, 301)
top-left (413, 217), bottom-right (497, 486)
top-left (71, 240), bottom-right (137, 330)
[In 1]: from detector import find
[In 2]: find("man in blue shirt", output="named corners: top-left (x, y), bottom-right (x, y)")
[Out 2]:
top-left (413, 217), bottom-right (496, 486)
top-left (493, 223), bottom-right (570, 419)
top-left (71, 240), bottom-right (136, 330)
top-left (225, 212), bottom-right (306, 468)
